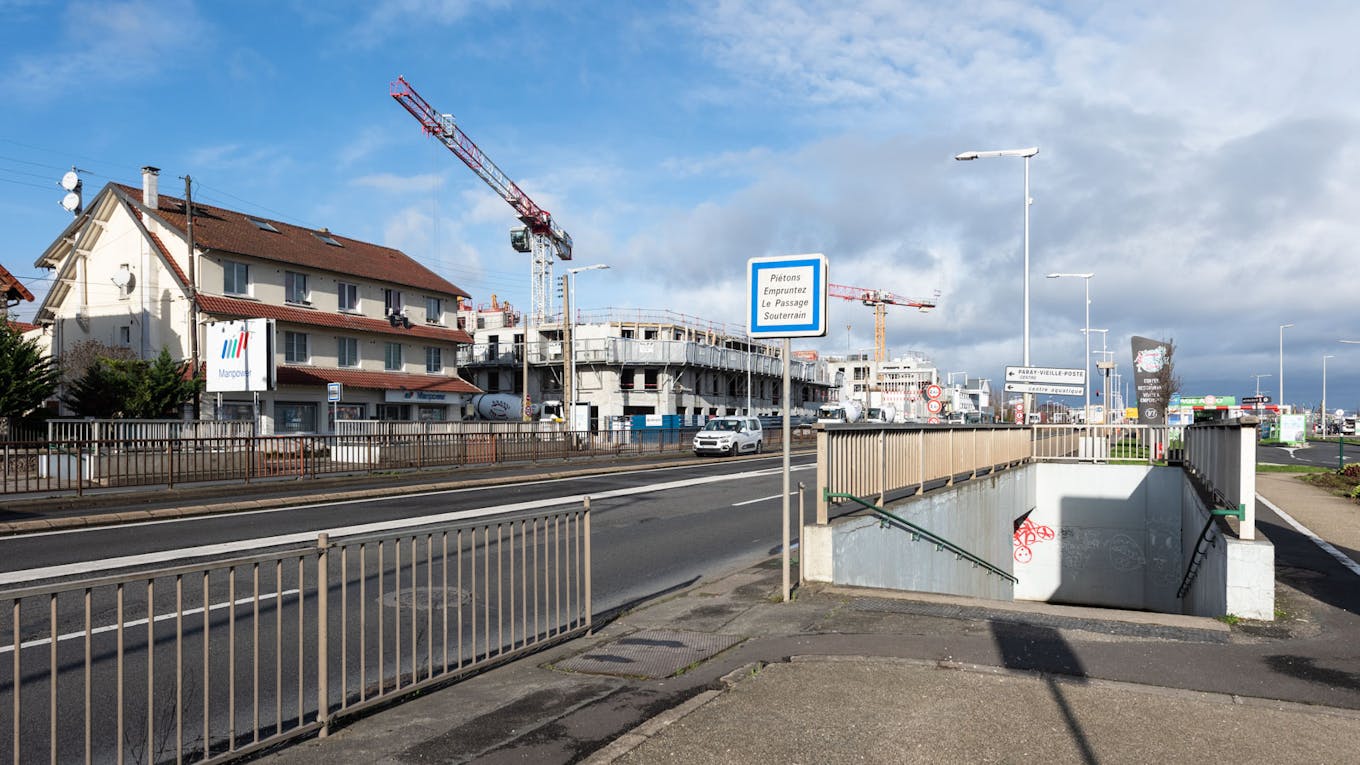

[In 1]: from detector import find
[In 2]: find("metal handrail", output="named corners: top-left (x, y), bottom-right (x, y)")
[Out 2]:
top-left (1176, 504), bottom-right (1244, 599)
top-left (824, 490), bottom-right (1017, 584)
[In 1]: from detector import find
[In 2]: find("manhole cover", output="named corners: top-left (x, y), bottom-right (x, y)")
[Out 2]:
top-left (381, 586), bottom-right (472, 610)
top-left (553, 629), bottom-right (743, 679)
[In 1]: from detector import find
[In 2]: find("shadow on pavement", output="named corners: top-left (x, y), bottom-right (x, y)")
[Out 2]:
top-left (991, 620), bottom-right (1098, 765)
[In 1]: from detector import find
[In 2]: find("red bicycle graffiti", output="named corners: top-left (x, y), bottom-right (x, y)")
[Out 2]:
top-left (1013, 518), bottom-right (1055, 563)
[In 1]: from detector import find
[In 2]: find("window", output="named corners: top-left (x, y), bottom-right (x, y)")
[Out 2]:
top-left (425, 296), bottom-right (442, 324)
top-left (285, 271), bottom-right (309, 304)
top-left (117, 326), bottom-right (131, 347)
top-left (274, 402), bottom-right (317, 433)
top-left (312, 229), bottom-right (342, 247)
top-left (337, 337), bottom-right (358, 367)
top-left (384, 289), bottom-right (403, 316)
top-left (486, 371), bottom-right (501, 393)
top-left (337, 282), bottom-right (358, 312)
top-left (223, 260), bottom-right (249, 295)
top-left (425, 346), bottom-right (442, 373)
top-left (284, 331), bottom-right (308, 363)
top-left (620, 369), bottom-right (635, 390)
top-left (644, 369), bottom-right (659, 389)
top-left (246, 217), bottom-right (279, 233)
top-left (384, 342), bottom-right (402, 371)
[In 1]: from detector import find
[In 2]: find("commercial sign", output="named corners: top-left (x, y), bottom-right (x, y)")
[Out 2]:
top-left (1130, 336), bottom-right (1171, 424)
top-left (1005, 366), bottom-right (1087, 386)
top-left (205, 319), bottom-right (274, 393)
top-left (747, 254), bottom-right (828, 338)
top-left (1004, 381), bottom-right (1084, 397)
top-left (384, 389), bottom-right (456, 403)
top-left (1176, 395), bottom-right (1238, 408)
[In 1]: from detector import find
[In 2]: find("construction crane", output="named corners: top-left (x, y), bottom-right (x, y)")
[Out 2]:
top-left (390, 76), bottom-right (572, 324)
top-left (829, 283), bottom-right (939, 362)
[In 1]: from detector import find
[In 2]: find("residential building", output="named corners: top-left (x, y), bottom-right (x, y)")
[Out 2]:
top-left (31, 167), bottom-right (479, 432)
top-left (825, 352), bottom-right (993, 422)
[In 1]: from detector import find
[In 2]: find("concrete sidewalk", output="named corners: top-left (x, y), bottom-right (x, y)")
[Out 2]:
top-left (259, 472), bottom-right (1360, 765)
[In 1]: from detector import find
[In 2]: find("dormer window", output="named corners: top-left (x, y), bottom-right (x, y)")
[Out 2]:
top-left (312, 229), bottom-right (342, 247)
top-left (246, 217), bottom-right (279, 233)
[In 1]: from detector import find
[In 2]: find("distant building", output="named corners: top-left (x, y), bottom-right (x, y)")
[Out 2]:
top-left (31, 167), bottom-right (479, 432)
top-left (824, 352), bottom-right (993, 422)
top-left (456, 303), bottom-right (833, 428)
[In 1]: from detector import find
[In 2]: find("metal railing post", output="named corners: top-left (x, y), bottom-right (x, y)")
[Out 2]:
top-left (815, 428), bottom-right (828, 524)
top-left (877, 429), bottom-right (886, 508)
top-left (583, 497), bottom-right (593, 633)
top-left (317, 533), bottom-right (330, 736)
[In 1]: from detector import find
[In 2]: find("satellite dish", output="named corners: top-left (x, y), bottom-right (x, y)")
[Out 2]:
top-left (60, 171), bottom-right (80, 191)
top-left (112, 269), bottom-right (132, 288)
top-left (61, 192), bottom-right (82, 212)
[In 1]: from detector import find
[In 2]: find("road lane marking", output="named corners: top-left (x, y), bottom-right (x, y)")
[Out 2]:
top-left (0, 589), bottom-right (301, 654)
top-left (1257, 493), bottom-right (1360, 578)
top-left (0, 463), bottom-right (814, 586)
top-left (732, 492), bottom-right (800, 506)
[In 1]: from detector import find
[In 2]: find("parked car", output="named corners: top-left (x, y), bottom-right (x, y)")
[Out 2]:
top-left (693, 416), bottom-right (764, 456)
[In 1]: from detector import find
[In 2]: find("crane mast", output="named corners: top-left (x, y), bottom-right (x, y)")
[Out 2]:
top-left (391, 76), bottom-right (572, 323)
top-left (828, 283), bottom-right (938, 362)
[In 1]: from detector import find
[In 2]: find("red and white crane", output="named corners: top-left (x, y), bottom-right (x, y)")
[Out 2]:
top-left (829, 283), bottom-right (938, 362)
top-left (391, 76), bottom-right (572, 323)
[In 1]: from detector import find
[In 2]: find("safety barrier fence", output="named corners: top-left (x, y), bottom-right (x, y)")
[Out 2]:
top-left (0, 506), bottom-right (591, 764)
top-left (1181, 417), bottom-right (1258, 541)
top-left (0, 427), bottom-right (816, 497)
top-left (815, 425), bottom-right (1031, 524)
top-left (1030, 424), bottom-right (1173, 464)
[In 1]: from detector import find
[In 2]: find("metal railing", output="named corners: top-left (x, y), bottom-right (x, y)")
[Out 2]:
top-left (815, 425), bottom-right (1031, 524)
top-left (824, 490), bottom-right (1016, 583)
top-left (0, 506), bottom-right (591, 763)
top-left (0, 427), bottom-right (816, 497)
top-left (1181, 417), bottom-right (1258, 540)
top-left (48, 419), bottom-right (258, 443)
top-left (1030, 424), bottom-right (1172, 463)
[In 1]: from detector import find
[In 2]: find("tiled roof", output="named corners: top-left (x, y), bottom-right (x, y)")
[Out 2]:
top-left (275, 365), bottom-right (480, 394)
top-left (0, 262), bottom-right (34, 303)
top-left (113, 184), bottom-right (469, 299)
top-left (6, 321), bottom-right (38, 333)
top-left (197, 294), bottom-right (473, 344)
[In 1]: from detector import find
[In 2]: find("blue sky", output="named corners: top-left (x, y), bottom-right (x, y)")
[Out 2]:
top-left (4, 0), bottom-right (1360, 413)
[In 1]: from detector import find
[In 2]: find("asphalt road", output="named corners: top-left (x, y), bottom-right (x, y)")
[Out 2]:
top-left (1258, 439), bottom-right (1359, 469)
top-left (0, 454), bottom-right (818, 763)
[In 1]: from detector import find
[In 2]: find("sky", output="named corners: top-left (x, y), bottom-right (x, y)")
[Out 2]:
top-left (3, 0), bottom-right (1360, 414)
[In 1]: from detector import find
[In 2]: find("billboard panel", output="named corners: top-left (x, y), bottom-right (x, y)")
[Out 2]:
top-left (1130, 335), bottom-right (1171, 424)
top-left (206, 319), bottom-right (274, 393)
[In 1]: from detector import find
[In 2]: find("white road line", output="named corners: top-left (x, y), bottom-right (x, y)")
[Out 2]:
top-left (732, 492), bottom-right (798, 507)
top-left (1256, 493), bottom-right (1360, 578)
top-left (0, 464), bottom-right (808, 587)
top-left (0, 589), bottom-right (301, 654)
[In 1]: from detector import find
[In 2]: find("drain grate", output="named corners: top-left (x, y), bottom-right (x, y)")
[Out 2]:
top-left (553, 629), bottom-right (744, 679)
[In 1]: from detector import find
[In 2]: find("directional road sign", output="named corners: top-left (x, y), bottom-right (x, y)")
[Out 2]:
top-left (1242, 395), bottom-right (1272, 404)
top-left (1004, 381), bottom-right (1085, 397)
top-left (1005, 366), bottom-right (1087, 385)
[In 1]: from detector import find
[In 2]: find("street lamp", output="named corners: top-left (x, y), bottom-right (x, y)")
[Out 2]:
top-left (1084, 328), bottom-right (1109, 422)
top-left (1279, 323), bottom-right (1294, 414)
top-left (1047, 272), bottom-right (1094, 424)
top-left (956, 146), bottom-right (1038, 422)
top-left (1323, 355), bottom-right (1335, 436)
top-left (567, 264), bottom-right (609, 426)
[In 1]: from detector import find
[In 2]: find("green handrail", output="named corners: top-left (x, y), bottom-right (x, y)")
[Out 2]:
top-left (824, 490), bottom-right (1018, 584)
top-left (1176, 504), bottom-right (1244, 599)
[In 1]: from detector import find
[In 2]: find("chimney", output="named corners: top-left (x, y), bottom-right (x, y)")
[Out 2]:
top-left (141, 166), bottom-right (160, 209)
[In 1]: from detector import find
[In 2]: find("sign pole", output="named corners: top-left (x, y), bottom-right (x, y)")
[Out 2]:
top-left (782, 337), bottom-right (791, 603)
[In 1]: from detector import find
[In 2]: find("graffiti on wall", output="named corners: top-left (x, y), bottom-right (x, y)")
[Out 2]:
top-left (1013, 518), bottom-right (1055, 563)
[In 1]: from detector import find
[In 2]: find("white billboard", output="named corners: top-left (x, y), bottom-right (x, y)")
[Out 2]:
top-left (206, 319), bottom-right (275, 392)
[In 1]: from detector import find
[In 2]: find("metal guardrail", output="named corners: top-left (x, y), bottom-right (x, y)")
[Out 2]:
top-left (0, 506), bottom-right (591, 763)
top-left (814, 425), bottom-right (1031, 524)
top-left (0, 427), bottom-right (815, 497)
top-left (824, 490), bottom-right (1016, 583)
top-left (1030, 424), bottom-right (1172, 463)
top-left (1181, 418), bottom-right (1258, 540)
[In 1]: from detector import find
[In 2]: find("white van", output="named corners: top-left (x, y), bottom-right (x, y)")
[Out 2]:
top-left (693, 416), bottom-right (764, 457)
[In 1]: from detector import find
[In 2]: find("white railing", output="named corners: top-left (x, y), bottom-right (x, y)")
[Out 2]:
top-left (333, 420), bottom-right (564, 438)
top-left (0, 506), bottom-right (591, 763)
top-left (1182, 417), bottom-right (1257, 540)
top-left (1030, 424), bottom-right (1171, 463)
top-left (47, 419), bottom-right (257, 443)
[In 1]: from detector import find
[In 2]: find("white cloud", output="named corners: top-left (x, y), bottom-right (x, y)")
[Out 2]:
top-left (352, 172), bottom-right (446, 194)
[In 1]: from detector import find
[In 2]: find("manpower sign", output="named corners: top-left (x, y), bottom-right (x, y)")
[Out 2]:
top-left (206, 319), bottom-right (275, 392)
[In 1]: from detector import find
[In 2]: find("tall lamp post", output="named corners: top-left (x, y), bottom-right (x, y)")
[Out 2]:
top-left (1279, 323), bottom-right (1294, 414)
top-left (1047, 272), bottom-right (1094, 423)
top-left (956, 146), bottom-right (1038, 421)
top-left (567, 264), bottom-right (609, 427)
top-left (1322, 355), bottom-right (1335, 436)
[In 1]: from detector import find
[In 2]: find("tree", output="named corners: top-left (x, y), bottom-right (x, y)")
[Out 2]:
top-left (60, 339), bottom-right (136, 384)
top-left (62, 348), bottom-right (202, 419)
top-left (0, 321), bottom-right (59, 427)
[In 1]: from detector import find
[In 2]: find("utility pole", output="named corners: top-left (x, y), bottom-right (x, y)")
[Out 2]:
top-left (562, 274), bottom-right (572, 408)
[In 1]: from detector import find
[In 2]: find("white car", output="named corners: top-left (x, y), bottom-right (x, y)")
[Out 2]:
top-left (693, 417), bottom-right (764, 457)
